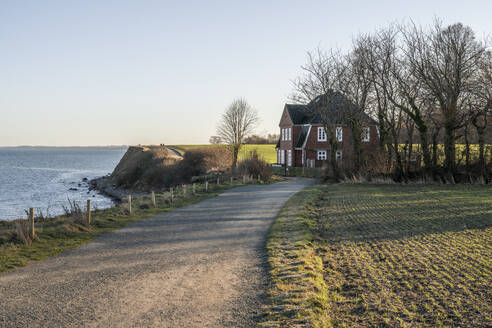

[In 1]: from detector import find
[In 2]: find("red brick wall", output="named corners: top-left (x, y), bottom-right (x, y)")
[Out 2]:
top-left (304, 125), bottom-right (380, 168)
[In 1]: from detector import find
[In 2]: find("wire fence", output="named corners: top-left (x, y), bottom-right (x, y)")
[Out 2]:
top-left (16, 174), bottom-right (263, 222)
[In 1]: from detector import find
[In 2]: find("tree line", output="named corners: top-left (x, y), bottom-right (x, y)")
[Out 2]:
top-left (292, 19), bottom-right (492, 182)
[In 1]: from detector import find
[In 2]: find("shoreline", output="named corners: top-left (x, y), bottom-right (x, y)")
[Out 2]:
top-left (89, 176), bottom-right (146, 202)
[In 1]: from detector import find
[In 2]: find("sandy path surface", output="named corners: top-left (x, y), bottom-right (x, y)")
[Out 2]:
top-left (0, 178), bottom-right (315, 328)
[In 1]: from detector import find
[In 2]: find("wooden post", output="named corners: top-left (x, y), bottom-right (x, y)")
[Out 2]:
top-left (128, 195), bottom-right (132, 214)
top-left (29, 207), bottom-right (35, 238)
top-left (230, 177), bottom-right (233, 184)
top-left (182, 185), bottom-right (186, 197)
top-left (217, 177), bottom-right (220, 186)
top-left (192, 183), bottom-right (196, 194)
top-left (170, 187), bottom-right (174, 203)
top-left (86, 199), bottom-right (91, 225)
top-left (151, 191), bottom-right (156, 208)
top-left (205, 181), bottom-right (209, 192)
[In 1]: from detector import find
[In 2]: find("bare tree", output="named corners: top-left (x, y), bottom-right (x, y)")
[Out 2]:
top-left (469, 49), bottom-right (492, 178)
top-left (217, 98), bottom-right (259, 168)
top-left (403, 20), bottom-right (487, 175)
top-left (335, 45), bottom-right (373, 174)
top-left (291, 49), bottom-right (344, 179)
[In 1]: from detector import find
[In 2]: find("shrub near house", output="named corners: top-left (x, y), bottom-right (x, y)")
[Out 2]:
top-left (275, 94), bottom-right (380, 169)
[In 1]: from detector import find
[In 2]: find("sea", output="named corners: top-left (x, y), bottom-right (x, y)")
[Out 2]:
top-left (0, 147), bottom-right (127, 221)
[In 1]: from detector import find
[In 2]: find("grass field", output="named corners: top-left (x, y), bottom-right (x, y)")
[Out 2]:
top-left (169, 144), bottom-right (277, 163)
top-left (263, 183), bottom-right (492, 327)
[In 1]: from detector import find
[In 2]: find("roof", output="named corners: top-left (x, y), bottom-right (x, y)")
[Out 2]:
top-left (285, 90), bottom-right (377, 126)
top-left (275, 138), bottom-right (280, 149)
top-left (295, 125), bottom-right (310, 148)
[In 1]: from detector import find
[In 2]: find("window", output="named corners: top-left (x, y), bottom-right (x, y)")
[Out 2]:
top-left (336, 126), bottom-right (343, 142)
top-left (336, 150), bottom-right (343, 162)
top-left (317, 127), bottom-right (327, 141)
top-left (287, 150), bottom-right (292, 166)
top-left (317, 150), bottom-right (327, 160)
top-left (281, 128), bottom-right (291, 141)
top-left (277, 150), bottom-right (281, 164)
top-left (362, 127), bottom-right (370, 142)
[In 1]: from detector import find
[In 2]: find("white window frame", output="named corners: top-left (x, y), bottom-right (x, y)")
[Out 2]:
top-left (281, 128), bottom-right (285, 141)
top-left (362, 127), bottom-right (370, 142)
top-left (288, 128), bottom-right (291, 141)
top-left (281, 150), bottom-right (285, 164)
top-left (317, 127), bottom-right (327, 142)
top-left (336, 126), bottom-right (343, 142)
top-left (336, 150), bottom-right (343, 162)
top-left (287, 150), bottom-right (292, 166)
top-left (317, 150), bottom-right (327, 160)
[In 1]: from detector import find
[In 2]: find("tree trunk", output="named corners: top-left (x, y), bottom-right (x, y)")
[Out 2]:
top-left (464, 124), bottom-right (471, 172)
top-left (477, 128), bottom-right (486, 177)
top-left (232, 145), bottom-right (240, 168)
top-left (443, 118), bottom-right (457, 175)
top-left (329, 142), bottom-right (341, 181)
top-left (431, 129), bottom-right (440, 168)
top-left (392, 138), bottom-right (404, 181)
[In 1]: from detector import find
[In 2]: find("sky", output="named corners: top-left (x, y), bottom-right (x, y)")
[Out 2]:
top-left (1, 0), bottom-right (491, 146)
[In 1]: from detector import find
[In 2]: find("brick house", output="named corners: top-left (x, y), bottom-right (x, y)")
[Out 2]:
top-left (275, 93), bottom-right (380, 168)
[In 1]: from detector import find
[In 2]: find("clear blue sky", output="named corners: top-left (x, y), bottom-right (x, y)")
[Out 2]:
top-left (1, 0), bottom-right (490, 146)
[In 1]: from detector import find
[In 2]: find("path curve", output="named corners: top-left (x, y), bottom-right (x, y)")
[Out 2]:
top-left (0, 178), bottom-right (316, 328)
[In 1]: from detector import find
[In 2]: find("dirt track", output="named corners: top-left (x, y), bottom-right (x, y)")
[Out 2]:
top-left (0, 178), bottom-right (315, 327)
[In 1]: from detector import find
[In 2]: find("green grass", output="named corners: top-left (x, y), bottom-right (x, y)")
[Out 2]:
top-left (0, 179), bottom-right (261, 273)
top-left (169, 144), bottom-right (277, 163)
top-left (263, 183), bottom-right (492, 327)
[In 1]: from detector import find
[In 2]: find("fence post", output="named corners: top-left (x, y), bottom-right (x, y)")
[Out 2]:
top-left (170, 187), bottom-right (174, 203)
top-left (86, 199), bottom-right (91, 225)
top-left (230, 177), bottom-right (233, 184)
top-left (128, 195), bottom-right (132, 214)
top-left (151, 191), bottom-right (156, 208)
top-left (29, 207), bottom-right (35, 239)
top-left (217, 177), bottom-right (220, 186)
top-left (192, 183), bottom-right (196, 194)
top-left (205, 181), bottom-right (209, 192)
top-left (182, 185), bottom-right (186, 197)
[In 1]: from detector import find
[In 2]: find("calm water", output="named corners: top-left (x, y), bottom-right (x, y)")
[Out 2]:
top-left (0, 147), bottom-right (127, 220)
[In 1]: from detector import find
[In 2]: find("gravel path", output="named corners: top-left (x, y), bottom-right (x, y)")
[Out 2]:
top-left (0, 178), bottom-right (316, 328)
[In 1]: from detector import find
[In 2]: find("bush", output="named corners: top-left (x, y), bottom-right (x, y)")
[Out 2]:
top-left (238, 150), bottom-right (271, 181)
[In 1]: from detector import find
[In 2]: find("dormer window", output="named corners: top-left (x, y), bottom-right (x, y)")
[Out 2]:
top-left (317, 127), bottom-right (327, 142)
top-left (362, 127), bottom-right (370, 142)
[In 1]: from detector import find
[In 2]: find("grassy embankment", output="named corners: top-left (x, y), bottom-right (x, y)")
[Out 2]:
top-left (0, 179), bottom-right (265, 273)
top-left (170, 144), bottom-right (277, 164)
top-left (262, 183), bottom-right (492, 327)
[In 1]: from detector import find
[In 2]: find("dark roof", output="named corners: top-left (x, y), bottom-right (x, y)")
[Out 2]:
top-left (295, 125), bottom-right (310, 148)
top-left (285, 104), bottom-right (308, 124)
top-left (275, 138), bottom-right (280, 149)
top-left (285, 90), bottom-right (377, 126)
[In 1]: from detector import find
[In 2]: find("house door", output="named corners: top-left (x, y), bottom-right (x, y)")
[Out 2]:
top-left (287, 150), bottom-right (292, 167)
